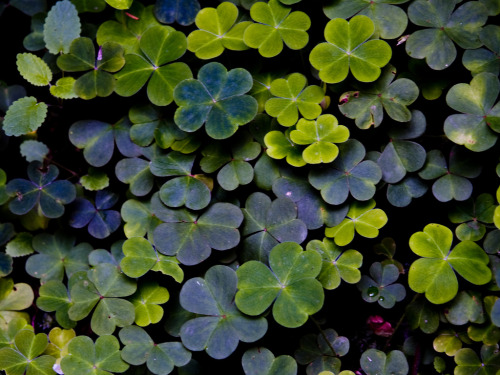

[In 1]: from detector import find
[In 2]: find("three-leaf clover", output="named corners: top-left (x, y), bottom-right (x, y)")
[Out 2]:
top-left (306, 238), bottom-right (362, 290)
top-left (323, 0), bottom-right (410, 39)
top-left (309, 15), bottom-right (392, 83)
top-left (236, 242), bottom-right (324, 328)
top-left (121, 196), bottom-right (163, 238)
top-left (60, 335), bottom-right (129, 375)
top-left (179, 265), bottom-right (267, 359)
top-left (173, 62), bottom-right (258, 139)
top-left (69, 117), bottom-right (141, 167)
top-left (325, 199), bottom-right (388, 246)
top-left (25, 231), bottom-right (92, 282)
top-left (308, 139), bottom-right (382, 205)
top-left (119, 325), bottom-right (191, 374)
top-left (243, 0), bottom-right (311, 58)
top-left (6, 161), bottom-right (76, 219)
top-left (187, 2), bottom-right (252, 59)
top-left (338, 65), bottom-right (419, 129)
top-left (129, 282), bottom-right (171, 327)
top-left (444, 72), bottom-right (500, 152)
top-left (115, 25), bottom-right (192, 106)
top-left (120, 236), bottom-right (184, 282)
top-left (357, 262), bottom-right (406, 308)
top-left (408, 223), bottom-right (492, 304)
top-left (0, 330), bottom-right (55, 375)
top-left (241, 192), bottom-right (308, 263)
top-left (448, 193), bottom-right (496, 241)
top-left (153, 202), bottom-right (244, 265)
top-left (294, 328), bottom-right (349, 373)
top-left (57, 37), bottom-right (125, 99)
top-left (68, 190), bottom-right (121, 239)
top-left (290, 114), bottom-right (350, 164)
top-left (418, 147), bottom-right (482, 202)
top-left (264, 73), bottom-right (324, 126)
top-left (264, 128), bottom-right (307, 167)
top-left (406, 0), bottom-right (488, 70)
top-left (68, 264), bottom-right (137, 335)
top-left (200, 130), bottom-right (261, 191)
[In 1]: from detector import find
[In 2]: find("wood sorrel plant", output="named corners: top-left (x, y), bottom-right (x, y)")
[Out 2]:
top-left (0, 0), bottom-right (499, 374)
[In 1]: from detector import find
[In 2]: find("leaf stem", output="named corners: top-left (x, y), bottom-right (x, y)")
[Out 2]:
top-left (310, 315), bottom-right (336, 357)
top-left (383, 293), bottom-right (419, 351)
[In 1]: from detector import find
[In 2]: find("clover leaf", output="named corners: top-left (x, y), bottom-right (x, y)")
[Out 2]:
top-left (43, 0), bottom-right (81, 55)
top-left (200, 130), bottom-right (261, 191)
top-left (155, 0), bottom-right (200, 26)
top-left (325, 199), bottom-right (388, 246)
top-left (463, 25), bottom-right (500, 77)
top-left (174, 62), bottom-right (258, 139)
top-left (272, 168), bottom-right (349, 230)
top-left (323, 0), bottom-right (410, 39)
top-left (294, 329), bottom-right (349, 373)
top-left (37, 280), bottom-right (76, 329)
top-left (444, 72), bottom-right (500, 152)
top-left (418, 147), bottom-right (481, 202)
top-left (264, 129), bottom-right (306, 167)
top-left (309, 139), bottom-right (382, 205)
top-left (448, 193), bottom-right (496, 241)
top-left (241, 192), bottom-right (307, 263)
top-left (444, 290), bottom-right (485, 326)
top-left (68, 264), bottom-right (136, 335)
top-left (153, 202), bottom-right (243, 265)
top-left (121, 196), bottom-right (163, 239)
top-left (153, 151), bottom-right (212, 210)
top-left (115, 25), bottom-right (192, 106)
top-left (25, 231), bottom-right (91, 283)
top-left (407, 0), bottom-right (488, 70)
top-left (243, 0), bottom-right (310, 58)
top-left (120, 237), bottom-right (184, 282)
top-left (408, 223), bottom-right (492, 304)
top-left (2, 96), bottom-right (48, 136)
top-left (56, 37), bottom-right (125, 99)
top-left (61, 335), bottom-right (129, 375)
top-left (454, 345), bottom-right (500, 375)
top-left (187, 2), bottom-right (252, 59)
top-left (0, 317), bottom-right (33, 349)
top-left (357, 262), bottom-right (406, 308)
top-left (306, 238), bottom-right (362, 290)
top-left (69, 190), bottom-right (121, 239)
top-left (128, 104), bottom-right (187, 148)
top-left (264, 73), bottom-right (324, 126)
top-left (236, 242), bottom-right (324, 328)
top-left (387, 176), bottom-right (428, 207)
top-left (377, 110), bottom-right (427, 184)
top-left (69, 117), bottom-right (141, 167)
top-left (119, 325), bottom-right (191, 374)
top-left (338, 65), bottom-right (419, 129)
top-left (129, 282), bottom-right (170, 327)
top-left (360, 349), bottom-right (409, 375)
top-left (242, 347), bottom-right (297, 375)
top-left (290, 114), bottom-right (349, 164)
top-left (0, 330), bottom-right (55, 375)
top-left (96, 3), bottom-right (162, 54)
top-left (405, 298), bottom-right (440, 334)
top-left (6, 161), bottom-right (76, 219)
top-left (180, 265), bottom-right (267, 359)
top-left (310, 15), bottom-right (392, 83)
top-left (0, 278), bottom-right (34, 329)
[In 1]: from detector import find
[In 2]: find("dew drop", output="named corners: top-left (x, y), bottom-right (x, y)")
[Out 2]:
top-left (378, 296), bottom-right (385, 301)
top-left (367, 286), bottom-right (379, 297)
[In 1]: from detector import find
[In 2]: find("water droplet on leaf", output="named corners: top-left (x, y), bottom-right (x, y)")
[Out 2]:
top-left (367, 286), bottom-right (379, 297)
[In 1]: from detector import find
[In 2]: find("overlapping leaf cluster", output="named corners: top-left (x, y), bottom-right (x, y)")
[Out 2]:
top-left (0, 0), bottom-right (500, 374)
